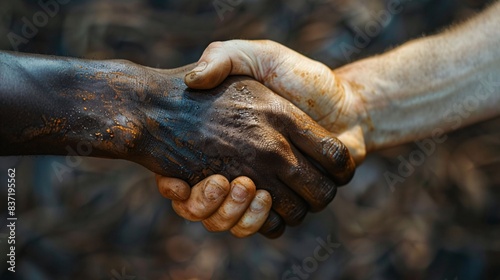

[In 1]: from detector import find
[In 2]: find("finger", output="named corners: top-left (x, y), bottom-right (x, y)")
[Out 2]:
top-left (259, 210), bottom-right (286, 239)
top-left (202, 176), bottom-right (256, 232)
top-left (172, 174), bottom-right (230, 221)
top-left (279, 146), bottom-right (338, 212)
top-left (264, 179), bottom-right (309, 227)
top-left (230, 190), bottom-right (272, 238)
top-left (155, 175), bottom-right (191, 201)
top-left (288, 113), bottom-right (356, 186)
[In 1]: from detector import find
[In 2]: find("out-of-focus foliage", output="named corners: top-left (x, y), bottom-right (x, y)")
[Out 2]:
top-left (0, 0), bottom-right (498, 279)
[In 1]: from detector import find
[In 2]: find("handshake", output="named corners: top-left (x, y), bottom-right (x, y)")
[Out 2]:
top-left (152, 12), bottom-right (500, 237)
top-left (3, 4), bottom-right (497, 239)
top-left (0, 40), bottom-right (363, 239)
top-left (154, 40), bottom-right (366, 238)
top-left (152, 4), bottom-right (500, 238)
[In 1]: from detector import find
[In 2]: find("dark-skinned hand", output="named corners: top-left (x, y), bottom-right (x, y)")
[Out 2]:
top-left (140, 65), bottom-right (355, 238)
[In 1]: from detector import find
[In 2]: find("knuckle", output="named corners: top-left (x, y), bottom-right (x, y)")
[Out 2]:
top-left (172, 203), bottom-right (202, 222)
top-left (208, 215), bottom-right (236, 231)
top-left (216, 208), bottom-right (238, 223)
top-left (232, 176), bottom-right (255, 189)
top-left (234, 212), bottom-right (261, 231)
top-left (259, 135), bottom-right (292, 162)
top-left (208, 174), bottom-right (230, 188)
top-left (202, 220), bottom-right (224, 232)
top-left (185, 202), bottom-right (212, 221)
top-left (284, 164), bottom-right (302, 181)
top-left (234, 221), bottom-right (252, 231)
top-left (184, 212), bottom-right (204, 222)
top-left (207, 41), bottom-right (224, 50)
top-left (230, 227), bottom-right (251, 238)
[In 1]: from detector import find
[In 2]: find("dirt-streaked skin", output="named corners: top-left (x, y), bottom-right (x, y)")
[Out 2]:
top-left (0, 51), bottom-right (355, 238)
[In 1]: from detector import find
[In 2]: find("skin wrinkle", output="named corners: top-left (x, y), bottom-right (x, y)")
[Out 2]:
top-left (249, 41), bottom-right (270, 82)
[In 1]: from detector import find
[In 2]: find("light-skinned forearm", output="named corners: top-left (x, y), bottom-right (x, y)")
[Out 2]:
top-left (335, 1), bottom-right (500, 153)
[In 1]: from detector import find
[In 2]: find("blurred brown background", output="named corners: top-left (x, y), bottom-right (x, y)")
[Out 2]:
top-left (0, 0), bottom-right (499, 279)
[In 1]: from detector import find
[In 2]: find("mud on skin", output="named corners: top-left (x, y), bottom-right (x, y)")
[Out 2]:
top-left (0, 53), bottom-right (355, 238)
top-left (133, 66), bottom-right (355, 237)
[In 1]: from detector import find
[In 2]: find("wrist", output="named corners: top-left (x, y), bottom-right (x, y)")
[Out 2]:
top-left (77, 59), bottom-right (148, 160)
top-left (329, 62), bottom-right (383, 165)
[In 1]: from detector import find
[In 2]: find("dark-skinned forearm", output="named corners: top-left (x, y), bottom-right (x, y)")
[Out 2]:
top-left (0, 51), bottom-right (146, 158)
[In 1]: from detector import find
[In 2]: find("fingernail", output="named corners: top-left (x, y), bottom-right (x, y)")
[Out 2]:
top-left (192, 61), bottom-right (207, 73)
top-left (250, 196), bottom-right (265, 212)
top-left (204, 180), bottom-right (225, 201)
top-left (231, 184), bottom-right (248, 203)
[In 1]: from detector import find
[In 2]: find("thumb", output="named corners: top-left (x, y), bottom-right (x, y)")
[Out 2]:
top-left (185, 40), bottom-right (271, 89)
top-left (184, 42), bottom-right (233, 89)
